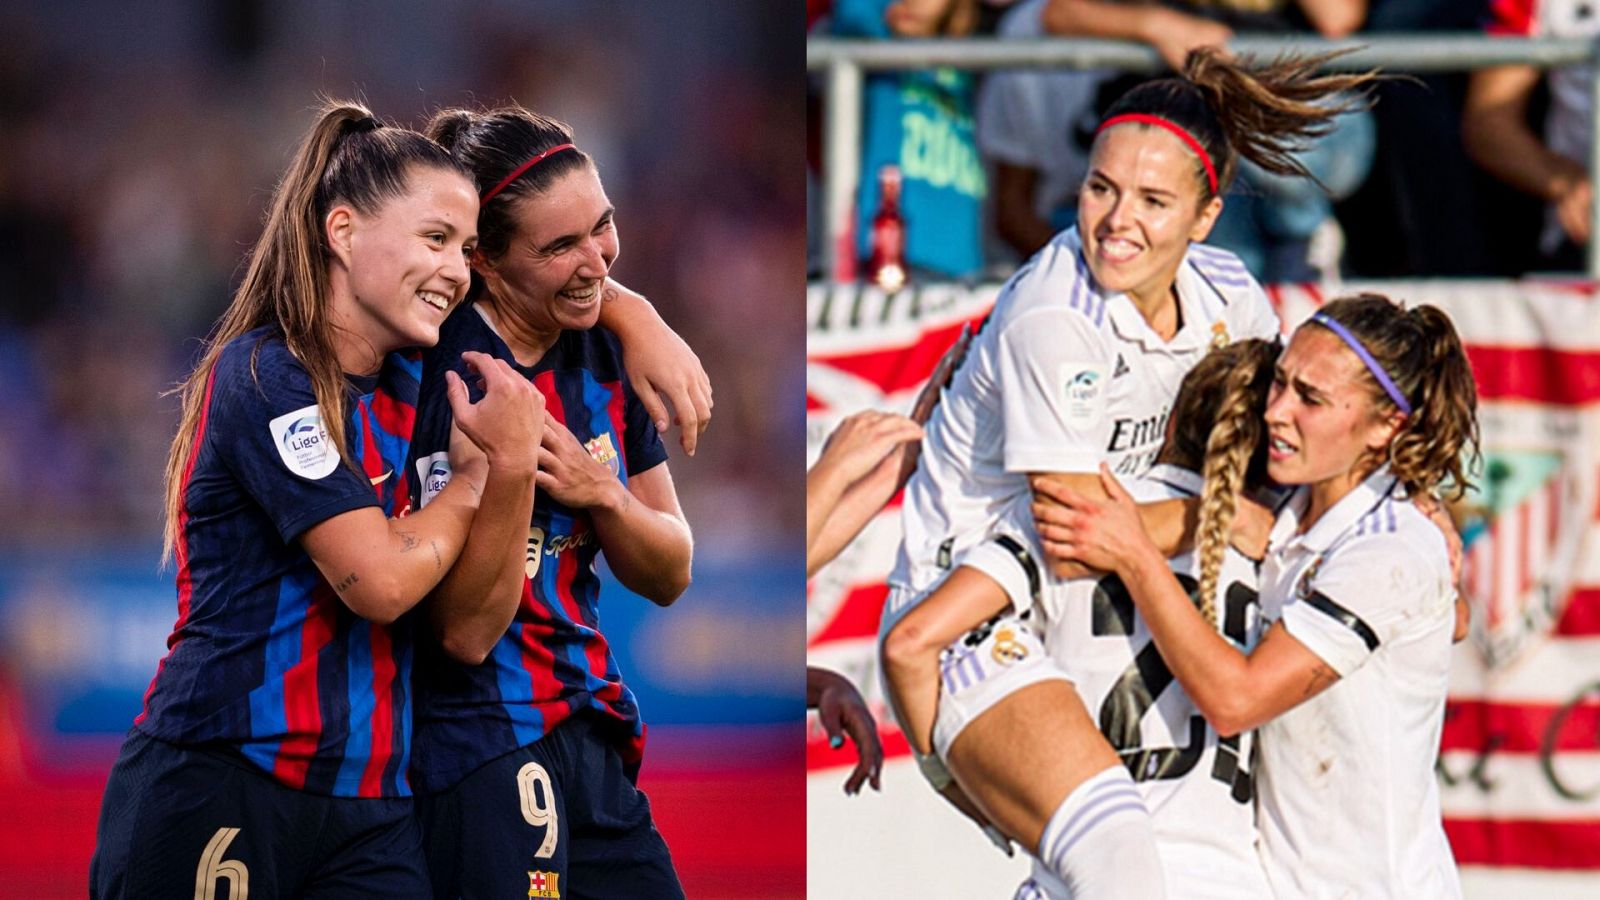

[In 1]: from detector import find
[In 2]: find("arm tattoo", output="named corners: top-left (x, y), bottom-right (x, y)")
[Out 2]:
top-left (1303, 663), bottom-right (1339, 698)
top-left (333, 572), bottom-right (360, 594)
top-left (431, 539), bottom-right (442, 572)
top-left (397, 530), bottom-right (420, 552)
top-left (602, 286), bottom-right (619, 304)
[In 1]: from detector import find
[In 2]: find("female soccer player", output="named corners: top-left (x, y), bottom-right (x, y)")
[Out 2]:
top-left (879, 48), bottom-right (1379, 897)
top-left (89, 102), bottom-right (547, 899)
top-left (1012, 339), bottom-right (1280, 900)
top-left (406, 105), bottom-right (694, 900)
top-left (1048, 294), bottom-right (1475, 897)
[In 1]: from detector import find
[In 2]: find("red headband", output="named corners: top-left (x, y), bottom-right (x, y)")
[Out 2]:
top-left (1094, 114), bottom-right (1218, 195)
top-left (479, 142), bottom-right (577, 204)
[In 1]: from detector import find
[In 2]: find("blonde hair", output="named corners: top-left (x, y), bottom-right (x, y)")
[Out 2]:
top-left (1156, 339), bottom-right (1279, 627)
top-left (161, 100), bottom-right (466, 563)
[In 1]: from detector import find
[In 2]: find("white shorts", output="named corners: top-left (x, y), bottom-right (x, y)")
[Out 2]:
top-left (932, 611), bottom-right (1073, 760)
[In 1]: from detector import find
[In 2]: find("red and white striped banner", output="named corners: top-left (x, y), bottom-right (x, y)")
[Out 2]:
top-left (806, 278), bottom-right (1600, 887)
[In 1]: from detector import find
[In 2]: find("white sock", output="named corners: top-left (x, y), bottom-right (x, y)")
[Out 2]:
top-left (1033, 766), bottom-right (1165, 900)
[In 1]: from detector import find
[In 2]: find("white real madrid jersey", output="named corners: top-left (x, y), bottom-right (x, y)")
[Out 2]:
top-left (1025, 465), bottom-right (1271, 900)
top-left (1255, 466), bottom-right (1462, 900)
top-left (889, 228), bottom-right (1280, 603)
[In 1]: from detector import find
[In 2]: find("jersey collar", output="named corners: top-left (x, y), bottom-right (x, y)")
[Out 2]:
top-left (1097, 249), bottom-right (1213, 354)
top-left (1269, 465), bottom-right (1402, 555)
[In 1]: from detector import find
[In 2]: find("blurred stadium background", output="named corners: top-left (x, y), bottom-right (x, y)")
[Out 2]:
top-left (808, 0), bottom-right (1600, 897)
top-left (0, 2), bottom-right (803, 898)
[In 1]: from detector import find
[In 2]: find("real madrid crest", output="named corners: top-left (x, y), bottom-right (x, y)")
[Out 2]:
top-left (1297, 555), bottom-right (1323, 600)
top-left (1210, 320), bottom-right (1230, 352)
top-left (991, 626), bottom-right (1029, 665)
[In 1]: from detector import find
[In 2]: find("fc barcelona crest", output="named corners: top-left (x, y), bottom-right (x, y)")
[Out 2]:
top-left (527, 870), bottom-right (560, 898)
top-left (584, 433), bottom-right (620, 476)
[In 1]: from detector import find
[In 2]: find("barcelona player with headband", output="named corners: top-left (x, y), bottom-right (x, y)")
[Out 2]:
top-left (877, 49), bottom-right (1383, 897)
top-left (88, 101), bottom-right (548, 898)
top-left (406, 105), bottom-right (694, 900)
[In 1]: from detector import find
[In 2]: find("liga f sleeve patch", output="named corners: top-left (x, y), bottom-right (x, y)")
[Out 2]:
top-left (267, 404), bottom-right (341, 480)
top-left (414, 451), bottom-right (451, 508)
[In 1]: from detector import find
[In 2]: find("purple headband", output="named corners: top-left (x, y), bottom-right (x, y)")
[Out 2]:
top-left (1309, 311), bottom-right (1412, 415)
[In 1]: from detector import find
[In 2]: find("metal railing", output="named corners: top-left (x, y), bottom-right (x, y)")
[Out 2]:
top-left (806, 34), bottom-right (1600, 279)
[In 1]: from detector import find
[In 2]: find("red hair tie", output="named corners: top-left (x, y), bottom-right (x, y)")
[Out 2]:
top-left (1094, 114), bottom-right (1218, 195)
top-left (479, 142), bottom-right (577, 205)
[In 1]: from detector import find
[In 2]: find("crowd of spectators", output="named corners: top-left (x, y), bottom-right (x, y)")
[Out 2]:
top-left (0, 0), bottom-right (803, 554)
top-left (808, 0), bottom-right (1582, 283)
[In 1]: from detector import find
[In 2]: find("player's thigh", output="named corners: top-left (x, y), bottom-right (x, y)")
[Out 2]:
top-left (562, 720), bottom-right (684, 900)
top-left (91, 731), bottom-right (311, 900)
top-left (940, 621), bottom-right (1120, 845)
top-left (441, 741), bottom-right (572, 900)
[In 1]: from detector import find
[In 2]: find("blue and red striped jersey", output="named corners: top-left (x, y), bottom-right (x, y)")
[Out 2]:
top-left (406, 304), bottom-right (667, 794)
top-left (135, 326), bottom-right (420, 798)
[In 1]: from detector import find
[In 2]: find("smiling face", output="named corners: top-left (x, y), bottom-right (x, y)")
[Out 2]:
top-left (333, 164), bottom-right (478, 360)
top-left (1078, 124), bottom-right (1221, 311)
top-left (476, 164), bottom-right (618, 336)
top-left (1264, 326), bottom-right (1404, 516)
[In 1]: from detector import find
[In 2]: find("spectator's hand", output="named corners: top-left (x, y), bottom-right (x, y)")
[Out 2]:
top-left (1553, 174), bottom-right (1593, 245)
top-left (1142, 7), bottom-right (1232, 71)
top-left (810, 668), bottom-right (884, 794)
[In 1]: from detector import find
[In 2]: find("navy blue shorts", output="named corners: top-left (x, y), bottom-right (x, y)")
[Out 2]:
top-left (90, 729), bottom-right (428, 899)
top-left (417, 714), bottom-right (684, 900)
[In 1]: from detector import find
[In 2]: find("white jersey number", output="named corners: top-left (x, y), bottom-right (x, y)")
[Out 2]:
top-left (1090, 574), bottom-right (1258, 803)
top-left (517, 761), bottom-right (560, 859)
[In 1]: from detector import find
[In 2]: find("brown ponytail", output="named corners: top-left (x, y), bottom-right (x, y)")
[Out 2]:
top-left (1101, 47), bottom-right (1380, 203)
top-left (161, 100), bottom-right (467, 563)
top-left (1309, 295), bottom-right (1480, 501)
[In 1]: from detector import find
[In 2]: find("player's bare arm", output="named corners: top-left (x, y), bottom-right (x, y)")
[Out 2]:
top-left (807, 411), bottom-right (925, 577)
top-left (1464, 64), bottom-right (1593, 242)
top-left (1030, 472), bottom-right (1195, 578)
top-left (427, 352), bottom-right (547, 665)
top-left (597, 278), bottom-right (713, 455)
top-left (1043, 464), bottom-right (1340, 736)
top-left (536, 413), bottom-right (692, 605)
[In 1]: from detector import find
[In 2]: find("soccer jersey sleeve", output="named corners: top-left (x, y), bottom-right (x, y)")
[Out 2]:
top-left (407, 345), bottom-right (456, 511)
top-left (207, 341), bottom-right (379, 543)
top-left (998, 305), bottom-right (1112, 474)
top-left (1235, 282), bottom-right (1283, 342)
top-left (1279, 533), bottom-right (1451, 677)
top-left (619, 377), bottom-right (668, 477)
